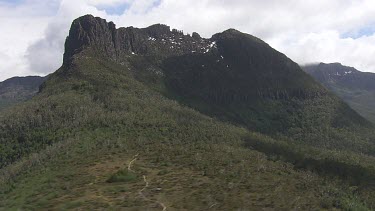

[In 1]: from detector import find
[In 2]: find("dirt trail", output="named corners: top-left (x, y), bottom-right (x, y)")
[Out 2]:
top-left (127, 153), bottom-right (139, 172)
top-left (128, 154), bottom-right (167, 211)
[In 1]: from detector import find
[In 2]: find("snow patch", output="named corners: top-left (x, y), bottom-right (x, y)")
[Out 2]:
top-left (209, 41), bottom-right (217, 48)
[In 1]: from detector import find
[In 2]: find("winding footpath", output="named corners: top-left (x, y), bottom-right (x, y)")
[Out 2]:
top-left (128, 154), bottom-right (167, 211)
top-left (127, 154), bottom-right (139, 172)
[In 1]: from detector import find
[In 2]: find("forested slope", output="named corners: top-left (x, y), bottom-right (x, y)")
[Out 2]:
top-left (0, 15), bottom-right (374, 210)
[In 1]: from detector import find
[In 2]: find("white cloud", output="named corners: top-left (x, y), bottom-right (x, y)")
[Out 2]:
top-left (270, 31), bottom-right (375, 72)
top-left (87, 0), bottom-right (133, 7)
top-left (24, 0), bottom-right (108, 75)
top-left (1, 0), bottom-right (375, 81)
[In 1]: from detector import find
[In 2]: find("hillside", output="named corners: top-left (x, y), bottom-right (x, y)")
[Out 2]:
top-left (0, 76), bottom-right (46, 110)
top-left (1, 15), bottom-right (375, 210)
top-left (304, 62), bottom-right (375, 123)
top-left (64, 15), bottom-right (372, 151)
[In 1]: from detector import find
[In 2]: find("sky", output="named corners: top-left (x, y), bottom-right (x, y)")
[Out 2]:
top-left (0, 0), bottom-right (375, 81)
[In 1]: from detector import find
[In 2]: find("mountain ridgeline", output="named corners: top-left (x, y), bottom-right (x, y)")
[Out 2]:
top-left (1, 15), bottom-right (375, 210)
top-left (0, 76), bottom-right (46, 110)
top-left (304, 62), bottom-right (375, 123)
top-left (64, 15), bottom-right (324, 99)
top-left (59, 15), bottom-right (370, 148)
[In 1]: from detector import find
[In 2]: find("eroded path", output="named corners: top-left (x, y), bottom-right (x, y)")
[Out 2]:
top-left (128, 154), bottom-right (168, 211)
top-left (127, 153), bottom-right (139, 172)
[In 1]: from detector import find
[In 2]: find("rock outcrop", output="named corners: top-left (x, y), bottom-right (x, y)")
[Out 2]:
top-left (63, 15), bottom-right (217, 65)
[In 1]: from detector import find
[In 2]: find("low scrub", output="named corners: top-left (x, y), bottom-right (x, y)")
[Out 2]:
top-left (107, 169), bottom-right (137, 183)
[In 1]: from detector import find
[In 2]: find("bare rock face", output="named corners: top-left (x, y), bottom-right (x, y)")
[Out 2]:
top-left (63, 15), bottom-right (216, 65)
top-left (64, 15), bottom-right (117, 63)
top-left (192, 32), bottom-right (201, 40)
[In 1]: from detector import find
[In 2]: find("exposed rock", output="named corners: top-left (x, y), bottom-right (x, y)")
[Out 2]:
top-left (63, 15), bottom-right (216, 65)
top-left (145, 24), bottom-right (171, 38)
top-left (64, 15), bottom-right (117, 64)
top-left (192, 32), bottom-right (201, 40)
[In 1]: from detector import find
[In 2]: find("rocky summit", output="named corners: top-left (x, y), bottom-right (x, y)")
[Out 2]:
top-left (64, 15), bottom-right (215, 64)
top-left (64, 15), bottom-right (326, 100)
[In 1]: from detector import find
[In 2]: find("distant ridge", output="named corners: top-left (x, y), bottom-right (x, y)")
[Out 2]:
top-left (303, 62), bottom-right (375, 122)
top-left (0, 76), bottom-right (46, 110)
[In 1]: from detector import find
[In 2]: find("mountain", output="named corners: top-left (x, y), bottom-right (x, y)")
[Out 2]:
top-left (0, 15), bottom-right (374, 210)
top-left (304, 62), bottom-right (375, 123)
top-left (0, 76), bottom-right (46, 110)
top-left (63, 15), bottom-right (371, 151)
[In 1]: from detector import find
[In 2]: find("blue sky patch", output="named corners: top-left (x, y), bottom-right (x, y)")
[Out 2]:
top-left (97, 3), bottom-right (131, 16)
top-left (0, 0), bottom-right (24, 6)
top-left (342, 24), bottom-right (375, 39)
top-left (152, 0), bottom-right (162, 8)
top-left (95, 0), bottom-right (161, 15)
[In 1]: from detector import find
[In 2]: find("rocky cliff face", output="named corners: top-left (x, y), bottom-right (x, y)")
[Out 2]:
top-left (63, 15), bottom-right (214, 65)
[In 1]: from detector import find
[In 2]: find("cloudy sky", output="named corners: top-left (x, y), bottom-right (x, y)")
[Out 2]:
top-left (0, 0), bottom-right (375, 81)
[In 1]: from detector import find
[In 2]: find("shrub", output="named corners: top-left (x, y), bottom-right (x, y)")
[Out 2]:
top-left (106, 169), bottom-right (137, 183)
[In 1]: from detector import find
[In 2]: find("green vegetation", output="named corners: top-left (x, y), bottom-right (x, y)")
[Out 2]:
top-left (0, 18), bottom-right (374, 209)
top-left (0, 52), bottom-right (373, 210)
top-left (107, 169), bottom-right (137, 183)
top-left (330, 86), bottom-right (375, 123)
top-left (0, 76), bottom-right (45, 111)
top-left (159, 35), bottom-right (374, 156)
top-left (304, 62), bottom-right (375, 123)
